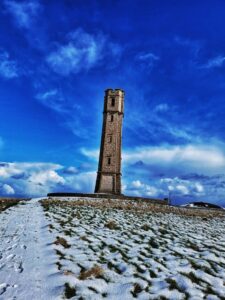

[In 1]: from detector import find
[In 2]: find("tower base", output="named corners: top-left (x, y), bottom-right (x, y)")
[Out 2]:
top-left (95, 172), bottom-right (121, 195)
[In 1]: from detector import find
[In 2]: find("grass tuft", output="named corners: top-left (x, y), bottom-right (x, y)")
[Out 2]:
top-left (105, 220), bottom-right (118, 230)
top-left (132, 283), bottom-right (142, 297)
top-left (79, 265), bottom-right (104, 280)
top-left (141, 224), bottom-right (150, 231)
top-left (64, 283), bottom-right (76, 299)
top-left (54, 236), bottom-right (71, 248)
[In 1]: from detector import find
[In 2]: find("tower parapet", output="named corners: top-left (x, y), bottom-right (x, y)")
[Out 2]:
top-left (95, 88), bottom-right (124, 194)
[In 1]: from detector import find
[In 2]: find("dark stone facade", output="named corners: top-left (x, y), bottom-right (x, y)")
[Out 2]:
top-left (95, 89), bottom-right (124, 194)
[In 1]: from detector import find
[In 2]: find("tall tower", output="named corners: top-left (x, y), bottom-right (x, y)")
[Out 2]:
top-left (95, 88), bottom-right (125, 194)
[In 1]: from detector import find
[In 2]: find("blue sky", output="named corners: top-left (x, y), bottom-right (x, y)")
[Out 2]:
top-left (1, 0), bottom-right (225, 206)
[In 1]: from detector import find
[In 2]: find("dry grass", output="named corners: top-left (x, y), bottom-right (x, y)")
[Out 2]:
top-left (54, 236), bottom-right (71, 248)
top-left (80, 235), bottom-right (89, 241)
top-left (132, 283), bottom-right (142, 296)
top-left (141, 223), bottom-right (150, 231)
top-left (0, 198), bottom-right (22, 212)
top-left (79, 265), bottom-right (104, 280)
top-left (105, 219), bottom-right (118, 230)
top-left (64, 282), bottom-right (76, 299)
top-left (41, 198), bottom-right (225, 218)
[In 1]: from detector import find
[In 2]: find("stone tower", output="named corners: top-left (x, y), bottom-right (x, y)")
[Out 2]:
top-left (95, 88), bottom-right (125, 194)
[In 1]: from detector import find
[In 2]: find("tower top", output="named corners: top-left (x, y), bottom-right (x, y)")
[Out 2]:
top-left (105, 88), bottom-right (125, 95)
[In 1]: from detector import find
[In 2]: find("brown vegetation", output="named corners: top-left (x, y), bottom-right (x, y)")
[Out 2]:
top-left (54, 236), bottom-right (71, 248)
top-left (0, 198), bottom-right (22, 212)
top-left (40, 198), bottom-right (225, 218)
top-left (79, 265), bottom-right (104, 280)
top-left (141, 223), bottom-right (150, 231)
top-left (105, 219), bottom-right (118, 229)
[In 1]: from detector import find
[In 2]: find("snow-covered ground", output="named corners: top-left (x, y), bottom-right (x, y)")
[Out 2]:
top-left (0, 198), bottom-right (225, 299)
top-left (0, 198), bottom-right (64, 300)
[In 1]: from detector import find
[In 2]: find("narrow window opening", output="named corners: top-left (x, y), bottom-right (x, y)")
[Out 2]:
top-left (107, 157), bottom-right (111, 165)
top-left (111, 115), bottom-right (114, 122)
top-left (111, 98), bottom-right (115, 106)
top-left (107, 134), bottom-right (112, 143)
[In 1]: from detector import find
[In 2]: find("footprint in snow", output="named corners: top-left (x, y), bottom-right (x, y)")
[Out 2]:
top-left (6, 254), bottom-right (16, 261)
top-left (14, 261), bottom-right (23, 273)
top-left (6, 243), bottom-right (18, 251)
top-left (0, 283), bottom-right (9, 295)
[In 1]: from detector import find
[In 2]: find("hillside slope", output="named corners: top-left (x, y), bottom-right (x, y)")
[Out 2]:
top-left (0, 198), bottom-right (225, 299)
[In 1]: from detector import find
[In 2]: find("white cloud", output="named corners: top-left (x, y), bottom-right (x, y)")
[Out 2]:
top-left (64, 171), bottom-right (96, 192)
top-left (125, 176), bottom-right (205, 201)
top-left (131, 180), bottom-right (143, 188)
top-left (0, 162), bottom-right (64, 196)
top-left (126, 180), bottom-right (159, 197)
top-left (203, 56), bottom-right (225, 69)
top-left (46, 28), bottom-right (121, 75)
top-left (1, 183), bottom-right (15, 195)
top-left (62, 166), bottom-right (78, 175)
top-left (176, 184), bottom-right (189, 195)
top-left (0, 161), bottom-right (96, 197)
top-left (0, 51), bottom-right (18, 79)
top-left (4, 0), bottom-right (41, 29)
top-left (80, 148), bottom-right (99, 160)
top-left (123, 144), bottom-right (225, 174)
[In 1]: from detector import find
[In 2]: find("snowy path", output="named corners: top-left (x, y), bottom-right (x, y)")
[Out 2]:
top-left (0, 199), bottom-right (63, 300)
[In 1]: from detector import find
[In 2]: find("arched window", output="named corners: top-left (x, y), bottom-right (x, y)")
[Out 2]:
top-left (107, 157), bottom-right (111, 165)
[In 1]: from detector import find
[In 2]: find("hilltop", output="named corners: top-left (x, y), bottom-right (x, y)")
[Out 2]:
top-left (0, 197), bottom-right (224, 299)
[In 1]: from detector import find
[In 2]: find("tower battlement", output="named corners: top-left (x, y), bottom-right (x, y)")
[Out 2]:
top-left (95, 88), bottom-right (124, 194)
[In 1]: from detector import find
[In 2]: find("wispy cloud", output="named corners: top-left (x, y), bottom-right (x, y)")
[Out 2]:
top-left (0, 51), bottom-right (18, 79)
top-left (125, 102), bottom-right (196, 144)
top-left (137, 52), bottom-right (159, 61)
top-left (35, 89), bottom-right (69, 113)
top-left (46, 28), bottom-right (122, 76)
top-left (4, 0), bottom-right (41, 29)
top-left (202, 55), bottom-right (225, 69)
top-left (136, 51), bottom-right (159, 70)
top-left (36, 89), bottom-right (58, 100)
top-left (174, 36), bottom-right (202, 58)
top-left (35, 88), bottom-right (91, 138)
